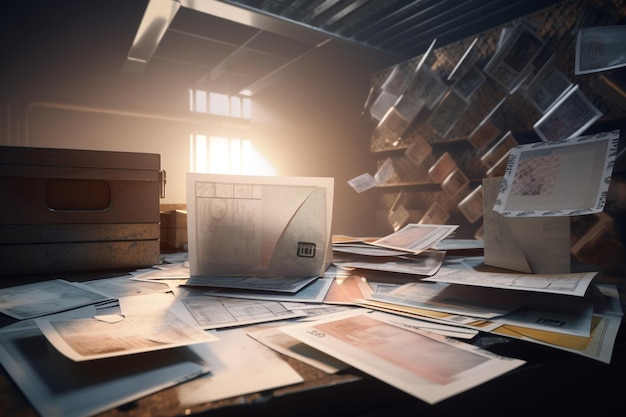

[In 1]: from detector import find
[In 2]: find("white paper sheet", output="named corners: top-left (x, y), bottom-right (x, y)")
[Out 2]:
top-left (370, 223), bottom-right (458, 253)
top-left (35, 292), bottom-right (218, 361)
top-left (172, 289), bottom-right (307, 330)
top-left (482, 176), bottom-right (571, 274)
top-left (369, 282), bottom-right (529, 319)
top-left (177, 326), bottom-right (304, 405)
top-left (247, 324), bottom-right (350, 374)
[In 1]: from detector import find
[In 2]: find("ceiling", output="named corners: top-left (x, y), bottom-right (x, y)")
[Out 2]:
top-left (126, 0), bottom-right (563, 96)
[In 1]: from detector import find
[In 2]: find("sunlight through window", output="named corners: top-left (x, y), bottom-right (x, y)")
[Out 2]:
top-left (189, 89), bottom-right (275, 176)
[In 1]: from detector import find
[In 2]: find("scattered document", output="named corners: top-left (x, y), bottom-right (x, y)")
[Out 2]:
top-left (173, 289), bottom-right (307, 330)
top-left (333, 250), bottom-right (445, 276)
top-left (184, 274), bottom-right (318, 293)
top-left (347, 172), bottom-right (378, 193)
top-left (280, 309), bottom-right (525, 404)
top-left (369, 223), bottom-right (458, 253)
top-left (247, 324), bottom-right (350, 374)
top-left (425, 267), bottom-right (597, 297)
top-left (355, 298), bottom-right (502, 333)
top-left (533, 85), bottom-right (602, 141)
top-left (0, 279), bottom-right (112, 320)
top-left (575, 25), bottom-right (626, 74)
top-left (493, 293), bottom-right (594, 337)
top-left (199, 276), bottom-right (334, 304)
top-left (132, 263), bottom-right (190, 279)
top-left (177, 326), bottom-right (304, 405)
top-left (82, 275), bottom-right (172, 298)
top-left (0, 324), bottom-right (211, 417)
top-left (369, 282), bottom-right (529, 319)
top-left (492, 130), bottom-right (619, 217)
top-left (333, 241), bottom-right (411, 257)
top-left (35, 292), bottom-right (218, 361)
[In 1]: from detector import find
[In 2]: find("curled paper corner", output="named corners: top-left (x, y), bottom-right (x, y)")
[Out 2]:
top-left (94, 314), bottom-right (126, 324)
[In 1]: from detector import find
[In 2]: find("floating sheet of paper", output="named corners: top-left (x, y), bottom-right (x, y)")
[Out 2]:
top-left (575, 25), bottom-right (626, 74)
top-left (322, 274), bottom-right (374, 305)
top-left (495, 313), bottom-right (621, 364)
top-left (35, 292), bottom-right (218, 361)
top-left (199, 277), bottom-right (334, 304)
top-left (0, 279), bottom-right (112, 320)
top-left (333, 251), bottom-right (445, 276)
top-left (424, 266), bottom-right (596, 297)
top-left (177, 326), bottom-right (304, 405)
top-left (0, 324), bottom-right (211, 417)
top-left (492, 130), bottom-right (619, 217)
top-left (493, 292), bottom-right (594, 337)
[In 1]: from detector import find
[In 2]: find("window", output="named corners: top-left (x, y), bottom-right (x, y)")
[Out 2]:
top-left (189, 89), bottom-right (275, 175)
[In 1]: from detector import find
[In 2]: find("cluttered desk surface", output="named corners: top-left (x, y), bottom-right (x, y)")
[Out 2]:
top-left (1, 230), bottom-right (625, 417)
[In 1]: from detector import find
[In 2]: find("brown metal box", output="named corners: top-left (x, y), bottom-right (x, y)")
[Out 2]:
top-left (0, 146), bottom-right (165, 275)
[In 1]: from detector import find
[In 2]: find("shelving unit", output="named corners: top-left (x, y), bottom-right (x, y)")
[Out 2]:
top-left (365, 0), bottom-right (626, 238)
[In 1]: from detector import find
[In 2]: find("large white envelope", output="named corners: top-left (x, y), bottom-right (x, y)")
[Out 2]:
top-left (483, 176), bottom-right (570, 273)
top-left (186, 173), bottom-right (334, 278)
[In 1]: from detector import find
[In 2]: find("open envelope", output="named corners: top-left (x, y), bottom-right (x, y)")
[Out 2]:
top-left (186, 173), bottom-right (334, 280)
top-left (482, 176), bottom-right (570, 273)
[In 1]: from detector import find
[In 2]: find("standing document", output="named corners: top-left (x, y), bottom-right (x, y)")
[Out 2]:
top-left (186, 173), bottom-right (334, 290)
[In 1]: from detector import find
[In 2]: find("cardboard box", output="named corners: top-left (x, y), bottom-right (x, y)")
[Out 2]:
top-left (0, 146), bottom-right (165, 275)
top-left (160, 209), bottom-right (187, 250)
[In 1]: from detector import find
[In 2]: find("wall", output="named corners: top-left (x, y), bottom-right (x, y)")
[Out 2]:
top-left (366, 0), bottom-right (626, 238)
top-left (252, 54), bottom-right (380, 236)
top-left (0, 1), bottom-right (381, 237)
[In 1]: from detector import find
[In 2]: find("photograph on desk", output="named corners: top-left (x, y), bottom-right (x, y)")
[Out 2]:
top-left (35, 292), bottom-right (219, 361)
top-left (280, 309), bottom-right (526, 405)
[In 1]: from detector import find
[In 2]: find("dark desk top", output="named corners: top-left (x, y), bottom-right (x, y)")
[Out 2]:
top-left (1, 271), bottom-right (626, 417)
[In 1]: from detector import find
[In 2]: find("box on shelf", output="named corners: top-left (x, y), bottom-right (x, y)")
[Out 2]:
top-left (160, 209), bottom-right (187, 250)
